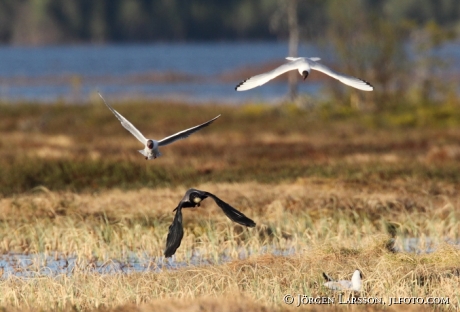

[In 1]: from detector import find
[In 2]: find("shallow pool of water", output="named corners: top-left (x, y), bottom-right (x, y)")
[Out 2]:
top-left (0, 238), bottom-right (457, 278)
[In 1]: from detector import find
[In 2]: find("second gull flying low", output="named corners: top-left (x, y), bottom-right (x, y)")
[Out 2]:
top-left (99, 93), bottom-right (220, 160)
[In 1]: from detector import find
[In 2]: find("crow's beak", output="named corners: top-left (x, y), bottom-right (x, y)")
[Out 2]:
top-left (302, 71), bottom-right (309, 81)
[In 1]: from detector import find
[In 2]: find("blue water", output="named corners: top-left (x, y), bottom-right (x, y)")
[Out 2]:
top-left (0, 41), bottom-right (458, 104)
top-left (0, 42), bottom-right (323, 103)
top-left (0, 247), bottom-right (288, 278)
top-left (0, 43), bottom-right (313, 77)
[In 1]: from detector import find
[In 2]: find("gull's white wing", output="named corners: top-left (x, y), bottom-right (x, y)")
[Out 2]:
top-left (322, 272), bottom-right (334, 282)
top-left (324, 280), bottom-right (353, 291)
top-left (99, 93), bottom-right (148, 145)
top-left (235, 61), bottom-right (301, 91)
top-left (338, 280), bottom-right (354, 290)
top-left (309, 59), bottom-right (374, 91)
top-left (158, 115), bottom-right (220, 147)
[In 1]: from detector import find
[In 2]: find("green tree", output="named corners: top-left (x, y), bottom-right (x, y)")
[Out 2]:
top-left (323, 0), bottom-right (411, 110)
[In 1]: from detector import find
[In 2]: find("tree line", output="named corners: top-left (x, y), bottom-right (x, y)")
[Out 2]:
top-left (0, 0), bottom-right (458, 45)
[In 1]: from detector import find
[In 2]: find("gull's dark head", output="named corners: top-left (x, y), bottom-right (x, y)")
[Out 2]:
top-left (146, 140), bottom-right (154, 149)
top-left (353, 269), bottom-right (363, 280)
top-left (302, 71), bottom-right (309, 81)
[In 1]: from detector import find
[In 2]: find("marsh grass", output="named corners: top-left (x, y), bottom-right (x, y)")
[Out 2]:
top-left (0, 100), bottom-right (459, 311)
top-left (0, 181), bottom-right (459, 310)
top-left (1, 100), bottom-right (460, 195)
top-left (0, 240), bottom-right (458, 311)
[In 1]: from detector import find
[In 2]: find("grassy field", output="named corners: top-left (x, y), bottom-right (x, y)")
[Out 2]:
top-left (0, 98), bottom-right (459, 311)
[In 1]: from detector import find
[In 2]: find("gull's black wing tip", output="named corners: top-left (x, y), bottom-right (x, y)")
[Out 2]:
top-left (235, 78), bottom-right (249, 91)
top-left (322, 272), bottom-right (333, 282)
top-left (360, 78), bottom-right (374, 89)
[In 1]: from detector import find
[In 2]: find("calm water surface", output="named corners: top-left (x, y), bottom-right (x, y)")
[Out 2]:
top-left (0, 42), bottom-right (324, 103)
top-left (0, 41), bottom-right (457, 103)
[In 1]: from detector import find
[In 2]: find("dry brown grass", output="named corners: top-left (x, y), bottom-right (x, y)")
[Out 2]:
top-left (0, 101), bottom-right (459, 311)
top-left (0, 180), bottom-right (458, 311)
top-left (0, 180), bottom-right (458, 258)
top-left (1, 100), bottom-right (460, 195)
top-left (0, 242), bottom-right (458, 311)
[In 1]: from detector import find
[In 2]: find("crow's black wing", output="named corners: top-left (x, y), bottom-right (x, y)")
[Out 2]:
top-left (164, 206), bottom-right (184, 257)
top-left (204, 192), bottom-right (256, 227)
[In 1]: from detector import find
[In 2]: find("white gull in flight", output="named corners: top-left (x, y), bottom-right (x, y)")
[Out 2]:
top-left (99, 93), bottom-right (220, 160)
top-left (235, 57), bottom-right (373, 92)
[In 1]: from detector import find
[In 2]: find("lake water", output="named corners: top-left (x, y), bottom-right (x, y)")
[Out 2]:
top-left (0, 41), bottom-right (458, 104)
top-left (0, 42), bottom-right (322, 104)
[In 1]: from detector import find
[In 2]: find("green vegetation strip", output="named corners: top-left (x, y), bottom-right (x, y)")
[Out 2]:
top-left (0, 158), bottom-right (459, 196)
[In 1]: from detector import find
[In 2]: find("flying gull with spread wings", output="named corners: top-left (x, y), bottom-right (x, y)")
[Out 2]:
top-left (235, 57), bottom-right (373, 92)
top-left (99, 93), bottom-right (220, 160)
